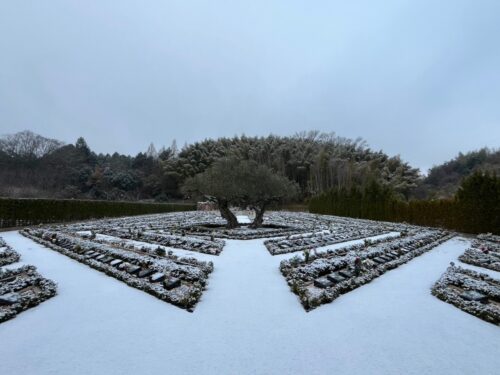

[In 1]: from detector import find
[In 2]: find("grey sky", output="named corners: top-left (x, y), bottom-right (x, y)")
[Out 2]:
top-left (1, 1), bottom-right (499, 172)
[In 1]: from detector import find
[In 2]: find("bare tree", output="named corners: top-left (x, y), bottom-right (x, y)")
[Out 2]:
top-left (0, 130), bottom-right (64, 158)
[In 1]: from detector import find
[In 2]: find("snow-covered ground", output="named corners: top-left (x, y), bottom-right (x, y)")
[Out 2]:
top-left (237, 215), bottom-right (252, 224)
top-left (0, 231), bottom-right (499, 375)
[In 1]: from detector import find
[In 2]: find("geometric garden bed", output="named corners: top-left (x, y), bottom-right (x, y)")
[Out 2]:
top-left (21, 229), bottom-right (213, 312)
top-left (0, 265), bottom-right (57, 324)
top-left (458, 238), bottom-right (500, 272)
top-left (0, 237), bottom-right (20, 267)
top-left (280, 230), bottom-right (453, 310)
top-left (431, 265), bottom-right (500, 326)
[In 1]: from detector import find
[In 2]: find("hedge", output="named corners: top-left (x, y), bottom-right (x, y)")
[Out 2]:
top-left (0, 198), bottom-right (196, 229)
top-left (309, 172), bottom-right (500, 235)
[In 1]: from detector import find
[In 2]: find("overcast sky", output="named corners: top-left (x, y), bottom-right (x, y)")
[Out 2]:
top-left (1, 1), bottom-right (499, 172)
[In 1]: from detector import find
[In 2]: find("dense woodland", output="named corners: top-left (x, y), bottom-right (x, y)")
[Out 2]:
top-left (0, 130), bottom-right (427, 201)
top-left (416, 148), bottom-right (500, 199)
top-left (0, 130), bottom-right (498, 203)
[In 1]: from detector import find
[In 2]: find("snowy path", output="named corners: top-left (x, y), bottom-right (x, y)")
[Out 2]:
top-left (0, 231), bottom-right (499, 375)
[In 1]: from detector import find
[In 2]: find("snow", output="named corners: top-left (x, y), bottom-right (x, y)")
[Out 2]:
top-left (94, 233), bottom-right (217, 262)
top-left (273, 231), bottom-right (401, 261)
top-left (237, 215), bottom-right (252, 224)
top-left (0, 231), bottom-right (499, 375)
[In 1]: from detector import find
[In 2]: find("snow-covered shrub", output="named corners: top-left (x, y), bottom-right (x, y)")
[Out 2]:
top-left (0, 236), bottom-right (21, 266)
top-left (281, 230), bottom-right (453, 311)
top-left (431, 265), bottom-right (500, 326)
top-left (0, 265), bottom-right (57, 324)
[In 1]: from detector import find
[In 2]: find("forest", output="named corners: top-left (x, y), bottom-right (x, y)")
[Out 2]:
top-left (0, 130), bottom-right (429, 201)
top-left (1, 130), bottom-right (498, 234)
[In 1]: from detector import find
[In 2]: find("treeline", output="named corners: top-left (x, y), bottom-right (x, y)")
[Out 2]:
top-left (0, 131), bottom-right (179, 201)
top-left (1, 130), bottom-right (498, 204)
top-left (165, 131), bottom-right (420, 199)
top-left (416, 147), bottom-right (500, 199)
top-left (0, 198), bottom-right (195, 229)
top-left (0, 130), bottom-right (420, 201)
top-left (309, 172), bottom-right (500, 235)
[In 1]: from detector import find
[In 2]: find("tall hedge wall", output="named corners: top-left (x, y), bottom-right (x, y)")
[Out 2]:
top-left (309, 172), bottom-right (500, 235)
top-left (0, 198), bottom-right (196, 229)
top-left (309, 195), bottom-right (464, 231)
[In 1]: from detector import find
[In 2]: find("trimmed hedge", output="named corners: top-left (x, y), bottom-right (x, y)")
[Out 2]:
top-left (309, 195), bottom-right (464, 231)
top-left (309, 172), bottom-right (500, 235)
top-left (0, 198), bottom-right (195, 229)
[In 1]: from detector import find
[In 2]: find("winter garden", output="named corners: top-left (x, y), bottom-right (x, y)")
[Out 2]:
top-left (1, 208), bottom-right (499, 374)
top-left (0, 158), bottom-right (499, 372)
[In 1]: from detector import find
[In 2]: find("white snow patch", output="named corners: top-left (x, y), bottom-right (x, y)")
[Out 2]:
top-left (0, 232), bottom-right (498, 375)
top-left (236, 215), bottom-right (252, 224)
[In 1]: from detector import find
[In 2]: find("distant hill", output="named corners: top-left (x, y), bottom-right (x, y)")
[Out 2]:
top-left (417, 148), bottom-right (500, 199)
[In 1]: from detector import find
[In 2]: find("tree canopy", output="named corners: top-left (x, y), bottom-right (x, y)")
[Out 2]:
top-left (182, 158), bottom-right (299, 228)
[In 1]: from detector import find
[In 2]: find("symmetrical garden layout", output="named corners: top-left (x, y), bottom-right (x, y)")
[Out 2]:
top-left (0, 236), bottom-right (57, 323)
top-left (14, 211), bottom-right (460, 312)
top-left (3, 213), bottom-right (499, 375)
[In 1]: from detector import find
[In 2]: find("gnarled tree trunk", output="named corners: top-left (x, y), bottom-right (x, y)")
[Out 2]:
top-left (250, 204), bottom-right (266, 229)
top-left (218, 199), bottom-right (239, 229)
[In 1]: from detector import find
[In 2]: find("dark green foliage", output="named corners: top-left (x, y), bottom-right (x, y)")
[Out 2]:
top-left (310, 172), bottom-right (500, 235)
top-left (166, 132), bottom-right (420, 199)
top-left (455, 171), bottom-right (500, 234)
top-left (2, 131), bottom-right (498, 205)
top-left (0, 198), bottom-right (195, 229)
top-left (182, 157), bottom-right (299, 228)
top-left (0, 131), bottom-right (180, 201)
top-left (419, 148), bottom-right (500, 198)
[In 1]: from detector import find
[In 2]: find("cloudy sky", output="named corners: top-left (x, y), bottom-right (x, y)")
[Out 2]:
top-left (1, 1), bottom-right (499, 172)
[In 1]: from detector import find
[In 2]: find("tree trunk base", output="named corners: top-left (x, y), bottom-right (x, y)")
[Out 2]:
top-left (218, 201), bottom-right (239, 229)
top-left (249, 207), bottom-right (265, 229)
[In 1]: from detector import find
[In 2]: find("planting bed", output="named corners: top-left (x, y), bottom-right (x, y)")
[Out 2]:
top-left (264, 225), bottom-right (392, 255)
top-left (180, 223), bottom-right (301, 240)
top-left (458, 237), bottom-right (500, 272)
top-left (33, 211), bottom-right (409, 252)
top-left (431, 265), bottom-right (500, 326)
top-left (477, 233), bottom-right (500, 244)
top-left (0, 236), bottom-right (21, 266)
top-left (0, 265), bottom-right (57, 323)
top-left (93, 228), bottom-right (225, 255)
top-left (280, 230), bottom-right (453, 310)
top-left (39, 212), bottom-right (228, 254)
top-left (21, 228), bottom-right (213, 311)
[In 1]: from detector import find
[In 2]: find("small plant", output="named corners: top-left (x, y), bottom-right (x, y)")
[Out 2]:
top-left (303, 249), bottom-right (310, 263)
top-left (291, 280), bottom-right (301, 294)
top-left (155, 247), bottom-right (166, 256)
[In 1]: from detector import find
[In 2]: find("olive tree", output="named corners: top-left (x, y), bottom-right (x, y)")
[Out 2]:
top-left (182, 158), bottom-right (299, 228)
top-left (182, 158), bottom-right (244, 228)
